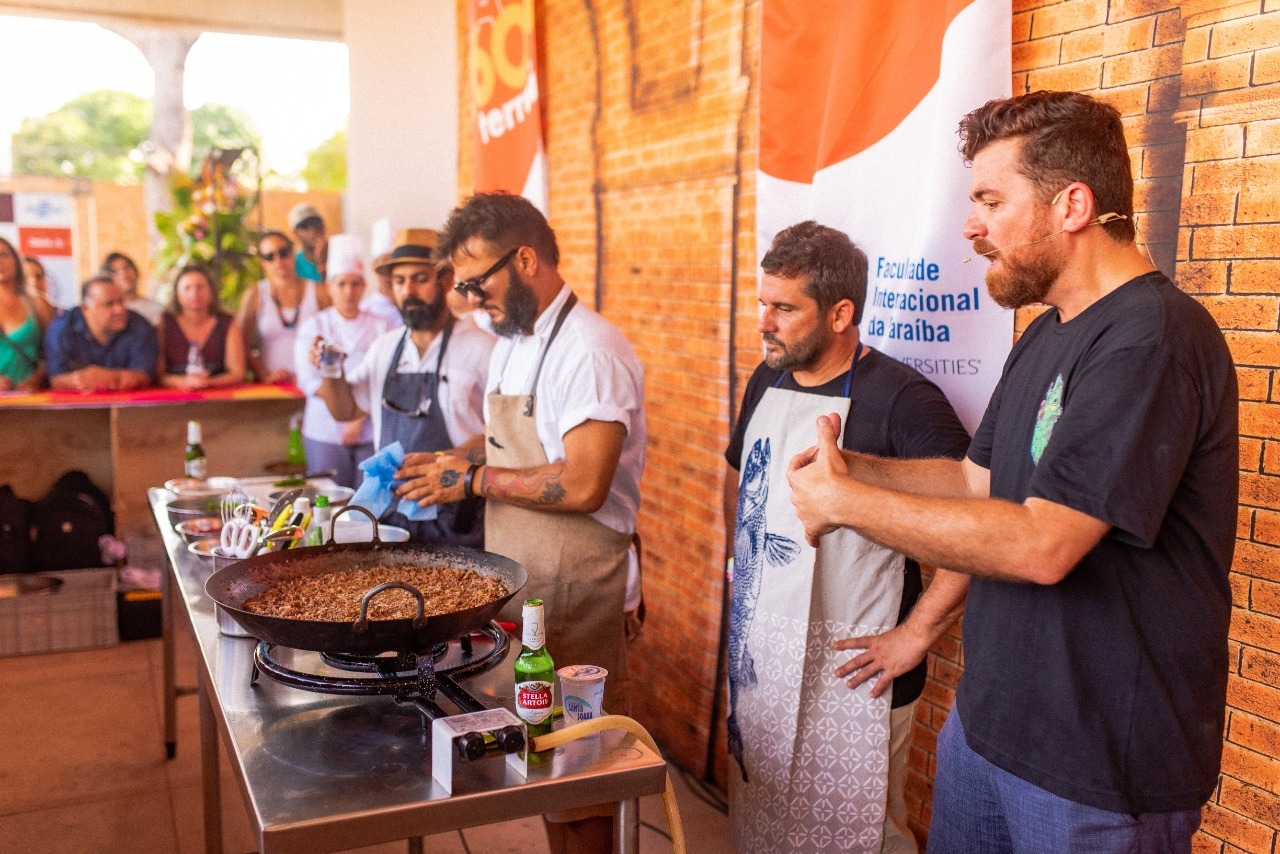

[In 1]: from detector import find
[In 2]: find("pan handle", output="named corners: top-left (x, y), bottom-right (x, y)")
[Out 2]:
top-left (354, 581), bottom-right (428, 631)
top-left (327, 503), bottom-right (382, 543)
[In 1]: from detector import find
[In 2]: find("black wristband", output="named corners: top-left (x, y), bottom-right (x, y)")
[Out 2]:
top-left (463, 464), bottom-right (479, 499)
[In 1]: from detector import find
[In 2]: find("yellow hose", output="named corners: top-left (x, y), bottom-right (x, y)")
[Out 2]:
top-left (531, 715), bottom-right (687, 854)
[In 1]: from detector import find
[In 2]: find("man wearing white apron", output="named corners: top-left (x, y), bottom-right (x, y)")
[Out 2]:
top-left (725, 222), bottom-right (970, 853)
top-left (395, 194), bottom-right (646, 854)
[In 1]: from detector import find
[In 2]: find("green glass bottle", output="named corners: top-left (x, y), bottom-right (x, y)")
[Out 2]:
top-left (286, 414), bottom-right (306, 470)
top-left (184, 420), bottom-right (207, 479)
top-left (514, 598), bottom-right (555, 737)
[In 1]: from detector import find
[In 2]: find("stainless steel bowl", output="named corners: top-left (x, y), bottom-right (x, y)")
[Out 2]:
top-left (175, 516), bottom-right (223, 544)
top-left (166, 496), bottom-right (230, 529)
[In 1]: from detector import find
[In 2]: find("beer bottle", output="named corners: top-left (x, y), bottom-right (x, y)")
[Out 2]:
top-left (514, 598), bottom-right (555, 737)
top-left (185, 421), bottom-right (207, 479)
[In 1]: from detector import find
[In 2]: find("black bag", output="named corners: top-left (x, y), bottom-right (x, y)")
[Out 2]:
top-left (31, 471), bottom-right (115, 572)
top-left (0, 485), bottom-right (33, 573)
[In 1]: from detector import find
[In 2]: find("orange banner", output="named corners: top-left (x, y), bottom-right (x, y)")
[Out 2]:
top-left (468, 0), bottom-right (547, 210)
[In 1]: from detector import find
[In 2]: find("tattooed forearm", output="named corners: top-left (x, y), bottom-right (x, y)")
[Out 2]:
top-left (480, 463), bottom-right (569, 508)
top-left (466, 445), bottom-right (486, 464)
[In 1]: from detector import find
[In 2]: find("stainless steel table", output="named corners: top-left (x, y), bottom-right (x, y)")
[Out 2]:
top-left (150, 488), bottom-right (667, 854)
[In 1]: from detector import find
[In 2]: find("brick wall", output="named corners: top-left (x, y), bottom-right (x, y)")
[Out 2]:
top-left (456, 0), bottom-right (1279, 849)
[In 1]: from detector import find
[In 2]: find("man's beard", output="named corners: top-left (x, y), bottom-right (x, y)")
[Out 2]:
top-left (401, 292), bottom-right (446, 331)
top-left (763, 324), bottom-right (829, 373)
top-left (493, 269), bottom-right (540, 337)
top-left (974, 219), bottom-right (1064, 310)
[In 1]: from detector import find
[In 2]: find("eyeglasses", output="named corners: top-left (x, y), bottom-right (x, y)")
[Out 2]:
top-left (454, 248), bottom-right (518, 299)
top-left (260, 246), bottom-right (293, 262)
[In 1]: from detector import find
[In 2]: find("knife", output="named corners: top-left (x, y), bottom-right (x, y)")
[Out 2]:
top-left (265, 487), bottom-right (304, 531)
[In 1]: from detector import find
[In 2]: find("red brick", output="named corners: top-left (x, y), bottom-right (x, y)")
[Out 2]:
top-left (1180, 2), bottom-right (1267, 28)
top-left (1229, 709), bottom-right (1280, 758)
top-left (1253, 578), bottom-right (1280, 620)
top-left (1013, 37), bottom-right (1062, 71)
top-left (1148, 74), bottom-right (1183, 111)
top-left (1031, 0), bottom-right (1107, 38)
top-left (1200, 800), bottom-right (1278, 853)
top-left (1231, 606), bottom-right (1280, 654)
top-left (1243, 439), bottom-right (1264, 473)
top-left (1240, 506), bottom-right (1256, 538)
top-left (1103, 16), bottom-right (1156, 55)
top-left (1177, 260), bottom-right (1229, 293)
top-left (1190, 834), bottom-right (1224, 854)
top-left (1238, 185), bottom-right (1280, 224)
top-left (1231, 261), bottom-right (1280, 295)
top-left (1256, 46), bottom-right (1280, 86)
top-left (1012, 11), bottom-right (1033, 43)
top-left (1218, 775), bottom-right (1280, 828)
top-left (1028, 58), bottom-right (1104, 92)
top-left (1186, 125), bottom-right (1246, 161)
top-left (1103, 42), bottom-right (1184, 86)
top-left (1258, 510), bottom-right (1280, 546)
top-left (1179, 192), bottom-right (1238, 225)
top-left (1198, 297), bottom-right (1279, 330)
top-left (1184, 25), bottom-right (1210, 62)
top-left (1245, 118), bottom-right (1280, 156)
top-left (1108, 0), bottom-right (1178, 24)
top-left (1242, 402), bottom-right (1280, 438)
top-left (1211, 12), bottom-right (1280, 58)
top-left (1236, 367), bottom-right (1271, 401)
top-left (1062, 28), bottom-right (1104, 62)
top-left (1181, 55), bottom-right (1255, 96)
top-left (1196, 225), bottom-right (1280, 260)
top-left (1200, 81), bottom-right (1280, 127)
top-left (1154, 9), bottom-right (1185, 45)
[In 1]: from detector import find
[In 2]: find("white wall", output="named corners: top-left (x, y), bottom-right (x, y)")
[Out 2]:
top-left (343, 0), bottom-right (457, 244)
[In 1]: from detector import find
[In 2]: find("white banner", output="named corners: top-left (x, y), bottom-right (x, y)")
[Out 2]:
top-left (759, 0), bottom-right (1012, 431)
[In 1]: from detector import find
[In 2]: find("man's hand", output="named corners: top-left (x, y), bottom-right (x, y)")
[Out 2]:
top-left (307, 336), bottom-right (325, 370)
top-left (394, 452), bottom-right (471, 507)
top-left (832, 623), bottom-right (933, 699)
top-left (787, 412), bottom-right (854, 547)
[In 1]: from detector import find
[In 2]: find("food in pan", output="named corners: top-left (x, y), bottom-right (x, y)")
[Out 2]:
top-left (243, 565), bottom-right (508, 622)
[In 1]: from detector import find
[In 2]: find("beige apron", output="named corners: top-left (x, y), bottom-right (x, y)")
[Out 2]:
top-left (484, 297), bottom-right (631, 715)
top-left (728, 372), bottom-right (904, 853)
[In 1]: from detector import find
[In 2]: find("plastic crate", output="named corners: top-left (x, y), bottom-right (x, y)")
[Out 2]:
top-left (0, 569), bottom-right (119, 656)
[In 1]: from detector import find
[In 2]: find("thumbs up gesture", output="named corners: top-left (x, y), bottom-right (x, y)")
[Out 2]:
top-left (787, 412), bottom-right (849, 547)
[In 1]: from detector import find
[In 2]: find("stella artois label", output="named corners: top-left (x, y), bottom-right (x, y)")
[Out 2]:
top-left (516, 680), bottom-right (553, 724)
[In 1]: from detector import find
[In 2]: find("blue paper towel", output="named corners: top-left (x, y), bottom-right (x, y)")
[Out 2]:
top-left (351, 441), bottom-right (439, 521)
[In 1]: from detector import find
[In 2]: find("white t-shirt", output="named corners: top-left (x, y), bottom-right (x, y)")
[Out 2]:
top-left (294, 308), bottom-right (392, 444)
top-left (484, 284), bottom-right (646, 538)
top-left (347, 319), bottom-right (495, 450)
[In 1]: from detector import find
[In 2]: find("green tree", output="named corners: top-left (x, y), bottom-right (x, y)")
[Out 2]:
top-left (301, 129), bottom-right (347, 191)
top-left (190, 103), bottom-right (262, 166)
top-left (11, 90), bottom-right (151, 182)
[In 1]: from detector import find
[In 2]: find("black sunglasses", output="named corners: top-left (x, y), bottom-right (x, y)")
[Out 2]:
top-left (454, 248), bottom-right (518, 299)
top-left (260, 245), bottom-right (293, 262)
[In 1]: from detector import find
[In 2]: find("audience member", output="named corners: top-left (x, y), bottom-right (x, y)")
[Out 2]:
top-left (21, 256), bottom-right (62, 317)
top-left (238, 231), bottom-right (330, 383)
top-left (294, 235), bottom-right (392, 488)
top-left (0, 238), bottom-right (56, 391)
top-left (102, 252), bottom-right (163, 325)
top-left (45, 275), bottom-right (157, 392)
top-left (157, 264), bottom-right (247, 390)
top-left (289, 203), bottom-right (328, 282)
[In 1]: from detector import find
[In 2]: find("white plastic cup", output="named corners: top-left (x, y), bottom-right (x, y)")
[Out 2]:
top-left (557, 664), bottom-right (607, 725)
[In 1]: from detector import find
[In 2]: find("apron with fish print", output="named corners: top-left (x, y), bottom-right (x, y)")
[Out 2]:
top-left (728, 351), bottom-right (905, 853)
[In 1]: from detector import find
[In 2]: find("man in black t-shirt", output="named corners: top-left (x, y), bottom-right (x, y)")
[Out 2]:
top-left (724, 221), bottom-right (970, 854)
top-left (788, 92), bottom-right (1237, 853)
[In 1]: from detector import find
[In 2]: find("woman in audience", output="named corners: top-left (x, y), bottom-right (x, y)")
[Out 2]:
top-left (294, 235), bottom-right (391, 488)
top-left (238, 231), bottom-right (330, 383)
top-left (102, 251), bottom-right (163, 325)
top-left (22, 256), bottom-right (62, 317)
top-left (0, 237), bottom-right (55, 391)
top-left (157, 264), bottom-right (247, 390)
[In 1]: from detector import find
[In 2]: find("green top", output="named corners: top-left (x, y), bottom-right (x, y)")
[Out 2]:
top-left (0, 310), bottom-right (40, 385)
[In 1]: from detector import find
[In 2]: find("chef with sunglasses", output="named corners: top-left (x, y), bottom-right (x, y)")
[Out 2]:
top-left (393, 194), bottom-right (646, 854)
top-left (314, 228), bottom-right (494, 546)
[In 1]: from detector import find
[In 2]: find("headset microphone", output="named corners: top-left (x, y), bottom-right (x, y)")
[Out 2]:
top-left (962, 213), bottom-right (1127, 263)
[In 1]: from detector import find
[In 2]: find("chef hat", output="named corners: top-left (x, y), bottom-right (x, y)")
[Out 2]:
top-left (326, 234), bottom-right (366, 279)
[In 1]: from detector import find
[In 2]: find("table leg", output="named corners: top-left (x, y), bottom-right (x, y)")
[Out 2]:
top-left (405, 838), bottom-right (424, 854)
top-left (162, 550), bottom-right (177, 759)
top-left (199, 672), bottom-right (223, 854)
top-left (615, 799), bottom-right (640, 854)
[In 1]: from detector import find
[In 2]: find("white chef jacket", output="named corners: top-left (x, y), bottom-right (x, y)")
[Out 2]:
top-left (484, 284), bottom-right (646, 538)
top-left (346, 320), bottom-right (495, 450)
top-left (359, 289), bottom-right (404, 329)
top-left (294, 308), bottom-right (392, 444)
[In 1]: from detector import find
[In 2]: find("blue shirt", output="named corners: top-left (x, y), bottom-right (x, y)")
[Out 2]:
top-left (295, 251), bottom-right (322, 282)
top-left (44, 307), bottom-right (159, 380)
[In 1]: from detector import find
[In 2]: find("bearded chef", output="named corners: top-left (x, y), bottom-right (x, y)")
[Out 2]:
top-left (723, 221), bottom-right (970, 854)
top-left (315, 228), bottom-right (494, 546)
top-left (393, 194), bottom-right (646, 854)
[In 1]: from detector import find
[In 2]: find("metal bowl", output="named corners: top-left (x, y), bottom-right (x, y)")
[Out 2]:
top-left (175, 516), bottom-right (223, 544)
top-left (187, 539), bottom-right (241, 571)
top-left (268, 485), bottom-right (355, 508)
top-left (164, 476), bottom-right (238, 499)
top-left (166, 495), bottom-right (230, 529)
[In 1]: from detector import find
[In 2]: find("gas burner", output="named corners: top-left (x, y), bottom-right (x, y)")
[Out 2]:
top-left (251, 621), bottom-right (509, 723)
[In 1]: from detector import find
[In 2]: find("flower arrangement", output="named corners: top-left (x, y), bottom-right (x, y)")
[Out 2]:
top-left (154, 151), bottom-right (262, 308)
